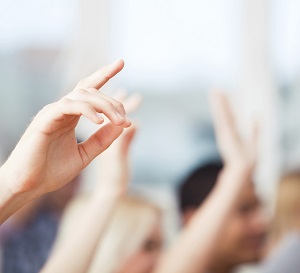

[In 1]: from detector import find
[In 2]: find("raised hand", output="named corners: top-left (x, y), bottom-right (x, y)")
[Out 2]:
top-left (1, 60), bottom-right (131, 199)
top-left (41, 92), bottom-right (142, 273)
top-left (154, 91), bottom-right (258, 273)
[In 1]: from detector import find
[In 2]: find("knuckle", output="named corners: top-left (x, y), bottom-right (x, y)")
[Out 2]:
top-left (77, 78), bottom-right (87, 87)
top-left (76, 88), bottom-right (88, 96)
top-left (42, 102), bottom-right (55, 111)
top-left (38, 102), bottom-right (55, 115)
top-left (59, 97), bottom-right (72, 105)
top-left (115, 101), bottom-right (123, 109)
top-left (83, 103), bottom-right (94, 112)
top-left (102, 100), bottom-right (114, 109)
top-left (87, 87), bottom-right (98, 93)
top-left (94, 134), bottom-right (104, 149)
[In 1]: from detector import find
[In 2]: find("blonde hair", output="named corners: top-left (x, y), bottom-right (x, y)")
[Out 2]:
top-left (271, 173), bottom-right (300, 241)
top-left (56, 195), bottom-right (161, 273)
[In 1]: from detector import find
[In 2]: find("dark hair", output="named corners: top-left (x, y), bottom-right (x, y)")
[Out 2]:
top-left (178, 162), bottom-right (223, 212)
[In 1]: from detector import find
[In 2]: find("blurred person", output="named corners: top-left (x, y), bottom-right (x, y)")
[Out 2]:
top-left (153, 92), bottom-right (263, 273)
top-left (55, 92), bottom-right (162, 273)
top-left (179, 163), bottom-right (223, 226)
top-left (268, 173), bottom-right (300, 247)
top-left (0, 175), bottom-right (80, 273)
top-left (43, 91), bottom-right (266, 273)
top-left (41, 92), bottom-right (150, 273)
top-left (261, 173), bottom-right (300, 272)
top-left (0, 59), bottom-right (131, 223)
top-left (59, 195), bottom-right (163, 273)
top-left (178, 162), bottom-right (267, 273)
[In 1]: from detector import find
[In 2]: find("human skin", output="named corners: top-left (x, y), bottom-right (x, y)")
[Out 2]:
top-left (154, 92), bottom-right (258, 273)
top-left (41, 92), bottom-right (141, 273)
top-left (0, 59), bottom-right (130, 224)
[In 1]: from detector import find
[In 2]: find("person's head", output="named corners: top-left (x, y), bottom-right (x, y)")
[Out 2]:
top-left (59, 195), bottom-right (163, 273)
top-left (179, 163), bottom-right (222, 225)
top-left (178, 162), bottom-right (267, 271)
top-left (270, 173), bottom-right (300, 243)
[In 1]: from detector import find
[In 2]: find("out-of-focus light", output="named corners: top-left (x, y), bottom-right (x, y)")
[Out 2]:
top-left (0, 0), bottom-right (79, 51)
top-left (110, 0), bottom-right (242, 91)
top-left (271, 0), bottom-right (300, 81)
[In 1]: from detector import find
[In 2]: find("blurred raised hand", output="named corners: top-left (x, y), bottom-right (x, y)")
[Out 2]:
top-left (98, 90), bottom-right (142, 196)
top-left (154, 91), bottom-right (258, 273)
top-left (210, 91), bottom-right (258, 169)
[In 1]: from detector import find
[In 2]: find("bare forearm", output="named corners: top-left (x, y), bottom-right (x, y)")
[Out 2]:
top-left (154, 164), bottom-right (252, 273)
top-left (0, 166), bottom-right (37, 224)
top-left (41, 189), bottom-right (120, 273)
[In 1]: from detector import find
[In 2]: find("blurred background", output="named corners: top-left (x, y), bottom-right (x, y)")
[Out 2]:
top-left (1, 0), bottom-right (300, 271)
top-left (2, 0), bottom-right (300, 197)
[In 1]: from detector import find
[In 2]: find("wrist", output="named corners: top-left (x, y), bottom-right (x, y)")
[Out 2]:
top-left (0, 162), bottom-right (28, 196)
top-left (224, 158), bottom-right (254, 175)
top-left (0, 166), bottom-right (37, 223)
top-left (215, 162), bottom-right (253, 191)
top-left (0, 165), bottom-right (14, 200)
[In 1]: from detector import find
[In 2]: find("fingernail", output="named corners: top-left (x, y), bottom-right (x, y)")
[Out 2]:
top-left (112, 59), bottom-right (124, 67)
top-left (96, 113), bottom-right (104, 121)
top-left (125, 114), bottom-right (131, 122)
top-left (116, 112), bottom-right (125, 120)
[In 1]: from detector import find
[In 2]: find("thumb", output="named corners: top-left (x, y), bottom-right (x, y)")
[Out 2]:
top-left (78, 123), bottom-right (124, 167)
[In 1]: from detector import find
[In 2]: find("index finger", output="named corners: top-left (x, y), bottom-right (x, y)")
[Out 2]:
top-left (76, 59), bottom-right (125, 90)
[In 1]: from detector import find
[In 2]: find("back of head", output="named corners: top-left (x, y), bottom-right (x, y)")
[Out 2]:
top-left (178, 162), bottom-right (223, 219)
top-left (89, 196), bottom-right (162, 273)
top-left (57, 194), bottom-right (162, 273)
top-left (178, 162), bottom-right (267, 270)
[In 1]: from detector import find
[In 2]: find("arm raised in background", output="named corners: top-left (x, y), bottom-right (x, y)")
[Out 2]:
top-left (0, 60), bottom-right (131, 224)
top-left (40, 92), bottom-right (142, 273)
top-left (98, 90), bottom-right (142, 196)
top-left (154, 92), bottom-right (258, 273)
